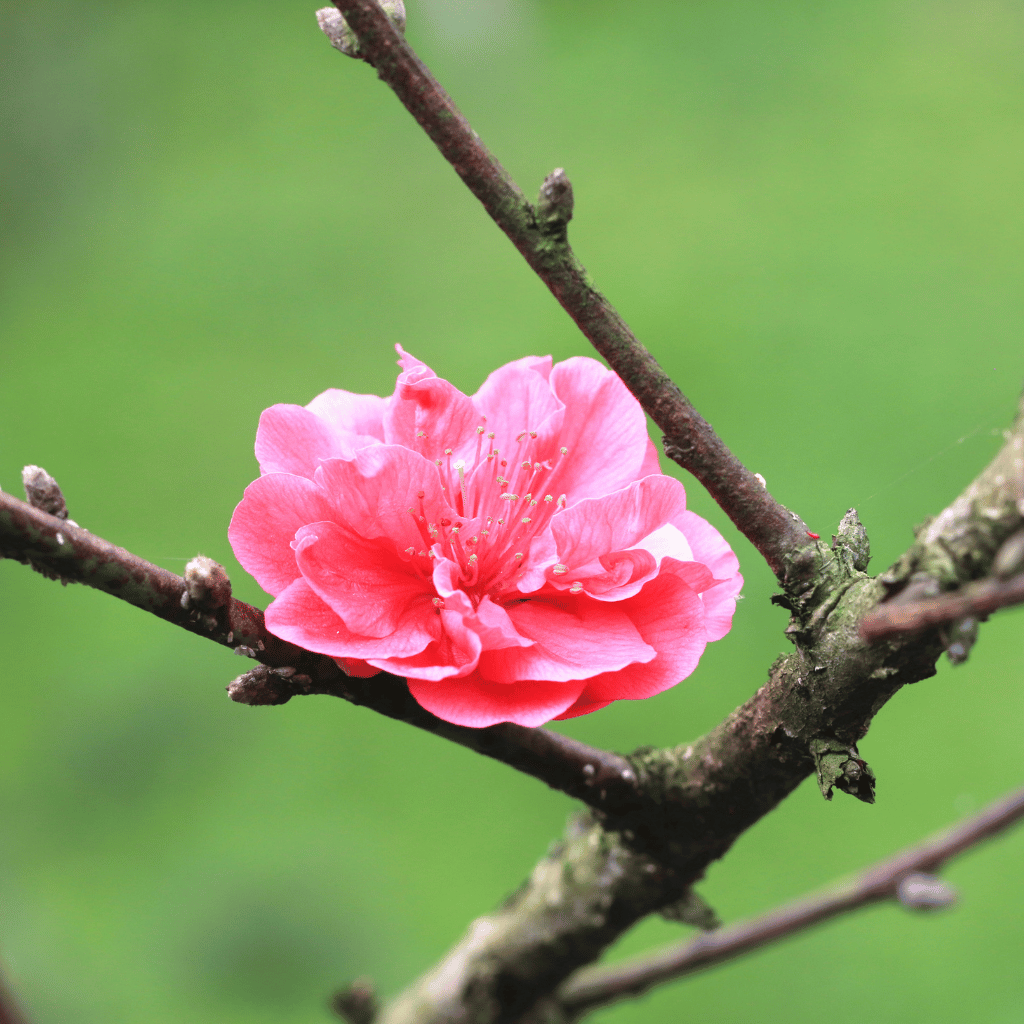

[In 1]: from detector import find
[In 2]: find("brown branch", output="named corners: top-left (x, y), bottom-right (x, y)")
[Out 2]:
top-left (0, 488), bottom-right (640, 814)
top-left (860, 570), bottom-right (1024, 643)
top-left (325, 0), bottom-right (816, 586)
top-left (558, 783), bottom-right (1024, 1018)
top-left (0, 964), bottom-right (28, 1024)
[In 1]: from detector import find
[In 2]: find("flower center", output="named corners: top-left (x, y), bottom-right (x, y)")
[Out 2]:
top-left (404, 422), bottom-right (570, 606)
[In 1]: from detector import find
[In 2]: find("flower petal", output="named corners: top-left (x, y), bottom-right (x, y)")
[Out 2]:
top-left (305, 389), bottom-right (387, 445)
top-left (369, 603), bottom-right (482, 681)
top-left (266, 577), bottom-right (433, 659)
top-left (548, 357), bottom-right (653, 502)
top-left (407, 674), bottom-right (587, 728)
top-left (228, 474), bottom-right (337, 596)
top-left (477, 596), bottom-right (655, 683)
top-left (675, 511), bottom-right (743, 641)
top-left (255, 404), bottom-right (349, 478)
top-left (294, 521), bottom-right (431, 639)
top-left (384, 347), bottom-right (481, 462)
top-left (314, 446), bottom-right (454, 544)
top-left (554, 571), bottom-right (707, 719)
top-left (550, 474), bottom-right (688, 573)
top-left (472, 355), bottom-right (560, 445)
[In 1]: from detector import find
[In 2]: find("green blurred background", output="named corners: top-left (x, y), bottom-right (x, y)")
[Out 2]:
top-left (2, 1), bottom-right (1023, 1021)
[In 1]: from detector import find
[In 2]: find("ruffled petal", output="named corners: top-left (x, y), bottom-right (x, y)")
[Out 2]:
top-left (255, 404), bottom-right (349, 478)
top-left (407, 674), bottom-right (588, 728)
top-left (477, 595), bottom-right (655, 683)
top-left (293, 521), bottom-right (432, 639)
top-left (547, 358), bottom-right (653, 502)
top-left (266, 577), bottom-right (433, 659)
top-left (314, 446), bottom-right (454, 545)
top-left (675, 511), bottom-right (743, 641)
top-left (550, 475), bottom-right (688, 574)
top-left (228, 474), bottom-right (337, 596)
top-left (471, 355), bottom-right (560, 444)
top-left (554, 571), bottom-right (707, 719)
top-left (368, 603), bottom-right (482, 681)
top-left (384, 346), bottom-right (481, 462)
top-left (305, 389), bottom-right (387, 446)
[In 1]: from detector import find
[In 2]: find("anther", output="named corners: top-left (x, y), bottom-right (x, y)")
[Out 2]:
top-left (514, 552), bottom-right (524, 560)
top-left (432, 597), bottom-right (444, 610)
top-left (556, 494), bottom-right (567, 509)
top-left (570, 582), bottom-right (583, 594)
top-left (501, 493), bottom-right (518, 501)
top-left (416, 430), bottom-right (427, 438)
top-left (444, 448), bottom-right (453, 455)
top-left (435, 459), bottom-right (442, 466)
top-left (560, 447), bottom-right (568, 455)
top-left (552, 564), bottom-right (568, 575)
top-left (544, 495), bottom-right (553, 503)
top-left (405, 546), bottom-right (415, 555)
top-left (521, 517), bottom-right (532, 524)
top-left (487, 432), bottom-right (495, 439)
top-left (521, 461), bottom-right (531, 470)
top-left (517, 431), bottom-right (528, 442)
top-left (477, 426), bottom-right (485, 434)
top-left (529, 431), bottom-right (537, 438)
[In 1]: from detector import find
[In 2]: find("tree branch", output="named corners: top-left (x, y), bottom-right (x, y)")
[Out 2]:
top-left (0, 965), bottom-right (28, 1024)
top-left (370, 397), bottom-right (1024, 1024)
top-left (558, 782), bottom-right (1024, 1018)
top-left (323, 0), bottom-right (816, 587)
top-left (0, 488), bottom-right (640, 814)
top-left (860, 569), bottom-right (1024, 642)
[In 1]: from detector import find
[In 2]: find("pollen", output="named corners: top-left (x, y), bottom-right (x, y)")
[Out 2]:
top-left (521, 517), bottom-right (532, 524)
top-left (552, 564), bottom-right (568, 575)
top-left (570, 582), bottom-right (583, 594)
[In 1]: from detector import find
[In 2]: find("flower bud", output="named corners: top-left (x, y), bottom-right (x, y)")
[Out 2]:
top-left (183, 554), bottom-right (232, 610)
top-left (22, 465), bottom-right (67, 519)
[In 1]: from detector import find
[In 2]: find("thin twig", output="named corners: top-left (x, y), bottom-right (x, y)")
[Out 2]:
top-left (860, 570), bottom-right (1024, 642)
top-left (0, 489), bottom-right (640, 813)
top-left (0, 965), bottom-right (28, 1024)
top-left (558, 783), bottom-right (1024, 1018)
top-left (326, 0), bottom-right (815, 585)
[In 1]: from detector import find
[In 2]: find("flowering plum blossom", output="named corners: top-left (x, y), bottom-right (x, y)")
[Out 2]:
top-left (229, 346), bottom-right (742, 728)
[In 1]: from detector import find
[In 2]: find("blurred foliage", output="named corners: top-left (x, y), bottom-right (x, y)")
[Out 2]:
top-left (2, 1), bottom-right (1023, 1021)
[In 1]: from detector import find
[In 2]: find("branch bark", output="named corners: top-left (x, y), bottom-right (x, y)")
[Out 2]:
top-left (0, 489), bottom-right (640, 814)
top-left (558, 782), bottom-right (1024, 1018)
top-left (368, 398), bottom-right (1024, 1024)
top-left (0, 966), bottom-right (28, 1024)
top-left (860, 568), bottom-right (1024, 642)
top-left (323, 0), bottom-right (816, 587)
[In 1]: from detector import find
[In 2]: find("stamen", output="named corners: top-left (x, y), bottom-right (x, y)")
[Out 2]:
top-left (500, 493), bottom-right (518, 501)
top-left (516, 431), bottom-right (528, 442)
top-left (560, 447), bottom-right (568, 455)
top-left (570, 582), bottom-right (583, 594)
top-left (544, 495), bottom-right (553, 503)
top-left (521, 517), bottom-right (532, 525)
top-left (529, 431), bottom-right (537, 438)
top-left (416, 430), bottom-right (427, 438)
top-left (432, 597), bottom-right (444, 611)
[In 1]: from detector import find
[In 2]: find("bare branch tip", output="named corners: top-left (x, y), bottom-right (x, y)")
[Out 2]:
top-left (21, 464), bottom-right (68, 520)
top-left (182, 554), bottom-right (232, 613)
top-left (896, 872), bottom-right (958, 911)
top-left (331, 977), bottom-right (378, 1024)
top-left (537, 168), bottom-right (575, 232)
top-left (317, 2), bottom-right (406, 59)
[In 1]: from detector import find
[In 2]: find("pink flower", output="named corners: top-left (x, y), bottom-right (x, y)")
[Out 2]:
top-left (229, 347), bottom-right (742, 728)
